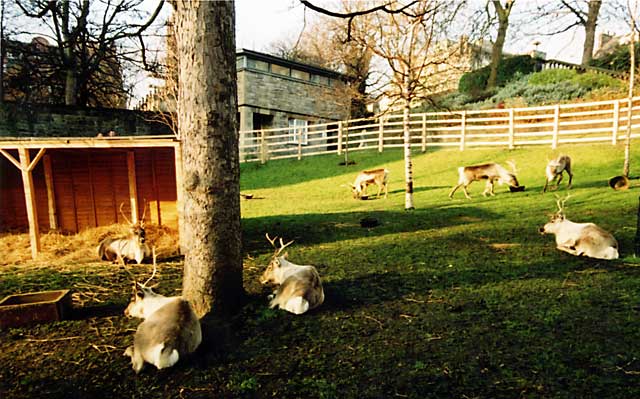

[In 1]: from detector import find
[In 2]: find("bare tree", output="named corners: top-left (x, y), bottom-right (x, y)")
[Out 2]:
top-left (487, 0), bottom-right (516, 89)
top-left (530, 1), bottom-right (607, 66)
top-left (301, 0), bottom-right (461, 209)
top-left (174, 0), bottom-right (243, 317)
top-left (14, 0), bottom-right (166, 107)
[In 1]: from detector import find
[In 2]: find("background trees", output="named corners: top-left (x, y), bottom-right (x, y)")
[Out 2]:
top-left (10, 0), bottom-right (166, 107)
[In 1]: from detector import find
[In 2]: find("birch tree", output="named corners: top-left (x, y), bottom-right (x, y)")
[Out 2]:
top-left (174, 1), bottom-right (243, 317)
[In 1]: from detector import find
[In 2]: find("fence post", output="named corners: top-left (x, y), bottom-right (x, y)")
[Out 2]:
top-left (612, 100), bottom-right (620, 145)
top-left (337, 121), bottom-right (343, 155)
top-left (552, 105), bottom-right (560, 149)
top-left (459, 111), bottom-right (466, 151)
top-left (297, 126), bottom-right (303, 160)
top-left (260, 129), bottom-right (267, 164)
top-left (508, 109), bottom-right (515, 149)
top-left (421, 113), bottom-right (427, 152)
top-left (378, 117), bottom-right (384, 152)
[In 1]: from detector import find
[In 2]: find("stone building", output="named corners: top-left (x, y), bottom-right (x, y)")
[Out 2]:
top-left (236, 49), bottom-right (350, 131)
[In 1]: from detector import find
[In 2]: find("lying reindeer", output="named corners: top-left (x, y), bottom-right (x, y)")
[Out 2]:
top-left (348, 168), bottom-right (389, 199)
top-left (123, 250), bottom-right (202, 374)
top-left (260, 234), bottom-right (324, 314)
top-left (97, 203), bottom-right (151, 264)
top-left (449, 162), bottom-right (519, 199)
top-left (543, 155), bottom-right (573, 193)
top-left (539, 196), bottom-right (618, 260)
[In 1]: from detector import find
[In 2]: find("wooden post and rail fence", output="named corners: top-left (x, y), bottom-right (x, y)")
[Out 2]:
top-left (239, 96), bottom-right (640, 163)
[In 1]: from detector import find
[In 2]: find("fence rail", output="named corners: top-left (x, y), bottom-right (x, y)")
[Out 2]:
top-left (238, 96), bottom-right (640, 163)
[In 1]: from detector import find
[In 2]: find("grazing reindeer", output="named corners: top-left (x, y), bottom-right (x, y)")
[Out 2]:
top-left (543, 155), bottom-right (573, 193)
top-left (260, 234), bottom-right (324, 314)
top-left (449, 162), bottom-right (519, 199)
top-left (97, 203), bottom-right (151, 264)
top-left (539, 196), bottom-right (618, 260)
top-left (123, 250), bottom-right (202, 373)
top-left (348, 168), bottom-right (389, 199)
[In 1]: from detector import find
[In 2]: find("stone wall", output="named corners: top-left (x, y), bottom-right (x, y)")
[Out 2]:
top-left (0, 101), bottom-right (172, 137)
top-left (238, 68), bottom-right (350, 125)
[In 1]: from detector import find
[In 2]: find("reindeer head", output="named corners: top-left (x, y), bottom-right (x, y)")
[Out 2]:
top-left (505, 160), bottom-right (520, 187)
top-left (539, 196), bottom-right (569, 234)
top-left (120, 202), bottom-right (148, 244)
top-left (260, 233), bottom-right (293, 285)
top-left (124, 248), bottom-right (158, 318)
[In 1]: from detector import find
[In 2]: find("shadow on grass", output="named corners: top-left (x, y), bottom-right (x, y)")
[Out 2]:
top-left (242, 205), bottom-right (500, 254)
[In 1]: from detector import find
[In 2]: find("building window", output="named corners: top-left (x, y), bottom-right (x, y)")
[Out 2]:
top-left (271, 64), bottom-right (290, 76)
top-left (291, 69), bottom-right (310, 81)
top-left (247, 58), bottom-right (269, 71)
top-left (288, 119), bottom-right (308, 145)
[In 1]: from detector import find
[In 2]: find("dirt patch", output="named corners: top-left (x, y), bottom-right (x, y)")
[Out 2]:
top-left (489, 243), bottom-right (521, 252)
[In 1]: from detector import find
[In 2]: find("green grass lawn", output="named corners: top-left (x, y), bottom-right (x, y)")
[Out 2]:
top-left (2, 143), bottom-right (640, 398)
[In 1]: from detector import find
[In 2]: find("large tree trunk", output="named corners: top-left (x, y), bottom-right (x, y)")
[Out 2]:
top-left (175, 1), bottom-right (243, 317)
top-left (487, 0), bottom-right (514, 90)
top-left (581, 0), bottom-right (602, 66)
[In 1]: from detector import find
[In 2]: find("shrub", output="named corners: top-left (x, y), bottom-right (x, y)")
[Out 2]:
top-left (590, 44), bottom-right (640, 72)
top-left (528, 69), bottom-right (576, 85)
top-left (573, 72), bottom-right (622, 90)
top-left (459, 55), bottom-right (537, 94)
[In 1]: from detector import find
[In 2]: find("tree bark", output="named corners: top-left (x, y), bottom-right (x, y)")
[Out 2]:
top-left (487, 0), bottom-right (514, 90)
top-left (175, 1), bottom-right (243, 317)
top-left (581, 0), bottom-right (602, 66)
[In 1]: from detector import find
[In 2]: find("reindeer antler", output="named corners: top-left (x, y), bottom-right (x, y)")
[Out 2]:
top-left (119, 202), bottom-right (132, 225)
top-left (554, 194), bottom-right (571, 217)
top-left (506, 160), bottom-right (518, 174)
top-left (265, 233), bottom-right (294, 256)
top-left (140, 199), bottom-right (148, 227)
top-left (141, 247), bottom-right (158, 288)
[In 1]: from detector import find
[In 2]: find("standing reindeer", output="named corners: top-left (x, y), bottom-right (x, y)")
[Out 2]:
top-left (348, 168), bottom-right (389, 199)
top-left (449, 162), bottom-right (519, 199)
top-left (97, 203), bottom-right (151, 264)
top-left (539, 196), bottom-right (618, 260)
top-left (543, 155), bottom-right (573, 193)
top-left (123, 250), bottom-right (202, 374)
top-left (260, 234), bottom-right (324, 314)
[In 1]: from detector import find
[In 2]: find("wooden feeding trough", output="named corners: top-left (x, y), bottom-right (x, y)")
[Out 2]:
top-left (0, 290), bottom-right (72, 329)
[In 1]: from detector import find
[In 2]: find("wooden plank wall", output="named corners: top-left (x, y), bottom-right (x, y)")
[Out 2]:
top-left (0, 148), bottom-right (178, 233)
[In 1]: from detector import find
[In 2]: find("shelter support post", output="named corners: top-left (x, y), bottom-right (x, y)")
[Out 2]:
top-left (126, 151), bottom-right (139, 223)
top-left (18, 148), bottom-right (41, 259)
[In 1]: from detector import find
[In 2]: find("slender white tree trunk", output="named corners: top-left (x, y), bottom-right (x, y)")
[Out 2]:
top-left (402, 76), bottom-right (414, 209)
top-left (624, 29), bottom-right (636, 177)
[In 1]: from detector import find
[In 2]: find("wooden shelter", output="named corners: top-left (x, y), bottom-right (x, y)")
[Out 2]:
top-left (0, 136), bottom-right (183, 259)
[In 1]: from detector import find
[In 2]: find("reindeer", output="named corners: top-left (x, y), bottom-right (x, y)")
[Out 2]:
top-left (260, 234), bottom-right (324, 314)
top-left (539, 196), bottom-right (618, 260)
top-left (97, 203), bottom-right (151, 264)
top-left (449, 162), bottom-right (519, 199)
top-left (123, 249), bottom-right (202, 374)
top-left (543, 155), bottom-right (573, 193)
top-left (347, 168), bottom-right (389, 199)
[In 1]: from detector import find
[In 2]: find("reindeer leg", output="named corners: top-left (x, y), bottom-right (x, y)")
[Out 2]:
top-left (449, 183), bottom-right (463, 199)
top-left (482, 180), bottom-right (493, 197)
top-left (556, 173), bottom-right (563, 188)
top-left (543, 179), bottom-right (549, 193)
top-left (376, 184), bottom-right (382, 199)
top-left (462, 184), bottom-right (472, 199)
top-left (567, 172), bottom-right (573, 189)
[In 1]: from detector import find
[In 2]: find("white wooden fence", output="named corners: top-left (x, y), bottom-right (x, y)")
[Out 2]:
top-left (238, 96), bottom-right (640, 163)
